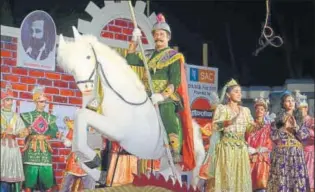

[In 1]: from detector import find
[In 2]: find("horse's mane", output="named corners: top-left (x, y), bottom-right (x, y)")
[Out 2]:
top-left (57, 35), bottom-right (145, 91)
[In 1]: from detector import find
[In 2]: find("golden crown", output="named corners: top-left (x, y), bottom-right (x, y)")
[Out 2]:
top-left (225, 79), bottom-right (239, 88)
top-left (254, 92), bottom-right (269, 109)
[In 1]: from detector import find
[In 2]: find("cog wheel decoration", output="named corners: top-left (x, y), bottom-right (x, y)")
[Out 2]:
top-left (77, 1), bottom-right (156, 50)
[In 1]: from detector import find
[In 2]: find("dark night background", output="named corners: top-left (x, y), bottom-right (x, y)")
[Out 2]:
top-left (1, 0), bottom-right (314, 88)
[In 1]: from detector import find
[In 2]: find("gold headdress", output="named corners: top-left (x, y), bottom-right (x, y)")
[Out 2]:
top-left (1, 83), bottom-right (14, 101)
top-left (254, 91), bottom-right (269, 109)
top-left (294, 90), bottom-right (308, 108)
top-left (219, 79), bottom-right (239, 103)
top-left (32, 85), bottom-right (46, 101)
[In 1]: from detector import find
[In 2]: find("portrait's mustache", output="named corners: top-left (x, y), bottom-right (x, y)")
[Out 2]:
top-left (155, 39), bottom-right (163, 43)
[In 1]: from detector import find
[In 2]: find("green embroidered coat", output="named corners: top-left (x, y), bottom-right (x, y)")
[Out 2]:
top-left (20, 110), bottom-right (58, 165)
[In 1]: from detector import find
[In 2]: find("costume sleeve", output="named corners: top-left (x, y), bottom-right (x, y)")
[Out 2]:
top-left (168, 60), bottom-right (181, 89)
top-left (14, 115), bottom-right (26, 135)
top-left (270, 123), bottom-right (288, 141)
top-left (212, 104), bottom-right (228, 131)
top-left (126, 53), bottom-right (144, 66)
top-left (45, 115), bottom-right (58, 138)
top-left (20, 112), bottom-right (31, 128)
top-left (244, 107), bottom-right (255, 133)
top-left (295, 124), bottom-right (310, 141)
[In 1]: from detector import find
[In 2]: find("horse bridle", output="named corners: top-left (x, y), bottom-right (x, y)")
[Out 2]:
top-left (76, 45), bottom-right (149, 106)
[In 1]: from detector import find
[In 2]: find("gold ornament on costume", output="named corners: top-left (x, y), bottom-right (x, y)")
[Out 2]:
top-left (168, 133), bottom-right (180, 151)
top-left (294, 90), bottom-right (308, 108)
top-left (254, 91), bottom-right (270, 109)
top-left (32, 85), bottom-right (46, 101)
top-left (225, 78), bottom-right (239, 88)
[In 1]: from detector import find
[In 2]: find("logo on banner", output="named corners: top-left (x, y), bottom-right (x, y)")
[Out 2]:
top-left (191, 97), bottom-right (213, 126)
top-left (189, 67), bottom-right (215, 84)
top-left (18, 10), bottom-right (56, 71)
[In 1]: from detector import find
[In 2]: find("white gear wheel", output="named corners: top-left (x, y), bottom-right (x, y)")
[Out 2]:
top-left (77, 0), bottom-right (156, 50)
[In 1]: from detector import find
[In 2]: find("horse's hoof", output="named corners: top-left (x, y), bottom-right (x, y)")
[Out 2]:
top-left (84, 154), bottom-right (101, 169)
top-left (97, 171), bottom-right (107, 185)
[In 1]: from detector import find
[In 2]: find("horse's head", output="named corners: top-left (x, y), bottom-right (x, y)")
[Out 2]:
top-left (57, 26), bottom-right (145, 98)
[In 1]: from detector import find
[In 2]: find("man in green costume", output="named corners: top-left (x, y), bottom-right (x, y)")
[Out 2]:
top-left (20, 85), bottom-right (61, 192)
top-left (126, 13), bottom-right (196, 171)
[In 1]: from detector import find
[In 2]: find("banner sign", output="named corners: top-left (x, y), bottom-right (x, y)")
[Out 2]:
top-left (185, 64), bottom-right (219, 127)
top-left (17, 10), bottom-right (57, 71)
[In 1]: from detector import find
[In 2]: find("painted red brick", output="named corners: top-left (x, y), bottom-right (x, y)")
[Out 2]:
top-left (37, 79), bottom-right (53, 86)
top-left (69, 82), bottom-right (78, 89)
top-left (3, 74), bottom-right (19, 82)
top-left (108, 25), bottom-right (122, 33)
top-left (58, 148), bottom-right (71, 155)
top-left (29, 70), bottom-right (45, 77)
top-left (52, 156), bottom-right (65, 163)
top-left (1, 65), bottom-right (11, 73)
top-left (122, 28), bottom-right (133, 35)
top-left (1, 50), bottom-right (12, 57)
top-left (3, 59), bottom-right (16, 66)
top-left (56, 178), bottom-right (63, 186)
top-left (109, 20), bottom-right (114, 25)
top-left (45, 87), bottom-right (59, 95)
top-left (51, 141), bottom-right (64, 148)
top-left (12, 38), bottom-right (17, 43)
top-left (46, 72), bottom-right (61, 80)
top-left (115, 34), bottom-right (127, 41)
top-left (54, 80), bottom-right (69, 88)
top-left (57, 163), bottom-right (66, 170)
top-left (53, 95), bottom-right (67, 103)
top-left (1, 81), bottom-right (7, 88)
top-left (101, 31), bottom-right (114, 39)
top-left (75, 91), bottom-right (82, 97)
top-left (115, 19), bottom-right (128, 27)
top-left (20, 77), bottom-right (36, 84)
top-left (12, 52), bottom-right (17, 58)
top-left (142, 38), bottom-right (148, 44)
top-left (61, 74), bottom-right (74, 81)
top-left (27, 85), bottom-right (35, 91)
top-left (10, 44), bottom-right (17, 50)
top-left (19, 92), bottom-right (32, 100)
top-left (12, 68), bottom-right (28, 75)
top-left (69, 97), bottom-right (82, 105)
top-left (128, 21), bottom-right (135, 29)
top-left (55, 66), bottom-right (65, 73)
top-left (53, 164), bottom-right (57, 170)
top-left (13, 91), bottom-right (18, 97)
top-left (12, 83), bottom-right (27, 91)
top-left (60, 89), bottom-right (75, 97)
top-left (46, 94), bottom-right (53, 101)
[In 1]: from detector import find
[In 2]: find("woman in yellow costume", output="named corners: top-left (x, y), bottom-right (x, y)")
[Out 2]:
top-left (208, 79), bottom-right (255, 192)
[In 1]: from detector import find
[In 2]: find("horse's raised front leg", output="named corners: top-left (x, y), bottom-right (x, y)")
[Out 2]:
top-left (73, 108), bottom-right (120, 167)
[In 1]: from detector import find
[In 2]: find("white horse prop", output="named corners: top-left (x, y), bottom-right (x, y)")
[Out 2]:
top-left (57, 26), bottom-right (206, 188)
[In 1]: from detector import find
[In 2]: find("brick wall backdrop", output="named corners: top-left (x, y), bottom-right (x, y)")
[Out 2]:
top-left (100, 18), bottom-right (149, 44)
top-left (0, 17), bottom-right (149, 190)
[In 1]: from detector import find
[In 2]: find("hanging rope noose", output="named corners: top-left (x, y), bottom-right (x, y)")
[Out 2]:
top-left (253, 0), bottom-right (283, 56)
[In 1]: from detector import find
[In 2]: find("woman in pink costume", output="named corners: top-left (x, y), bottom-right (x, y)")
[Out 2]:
top-left (246, 93), bottom-right (274, 192)
top-left (295, 90), bottom-right (314, 192)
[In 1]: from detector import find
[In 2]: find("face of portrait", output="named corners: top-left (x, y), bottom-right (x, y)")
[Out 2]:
top-left (31, 20), bottom-right (44, 39)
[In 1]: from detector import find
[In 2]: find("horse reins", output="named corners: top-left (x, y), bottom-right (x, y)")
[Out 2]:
top-left (76, 45), bottom-right (149, 106)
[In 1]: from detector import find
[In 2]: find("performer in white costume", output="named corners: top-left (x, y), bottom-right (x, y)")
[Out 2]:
top-left (0, 84), bottom-right (28, 192)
